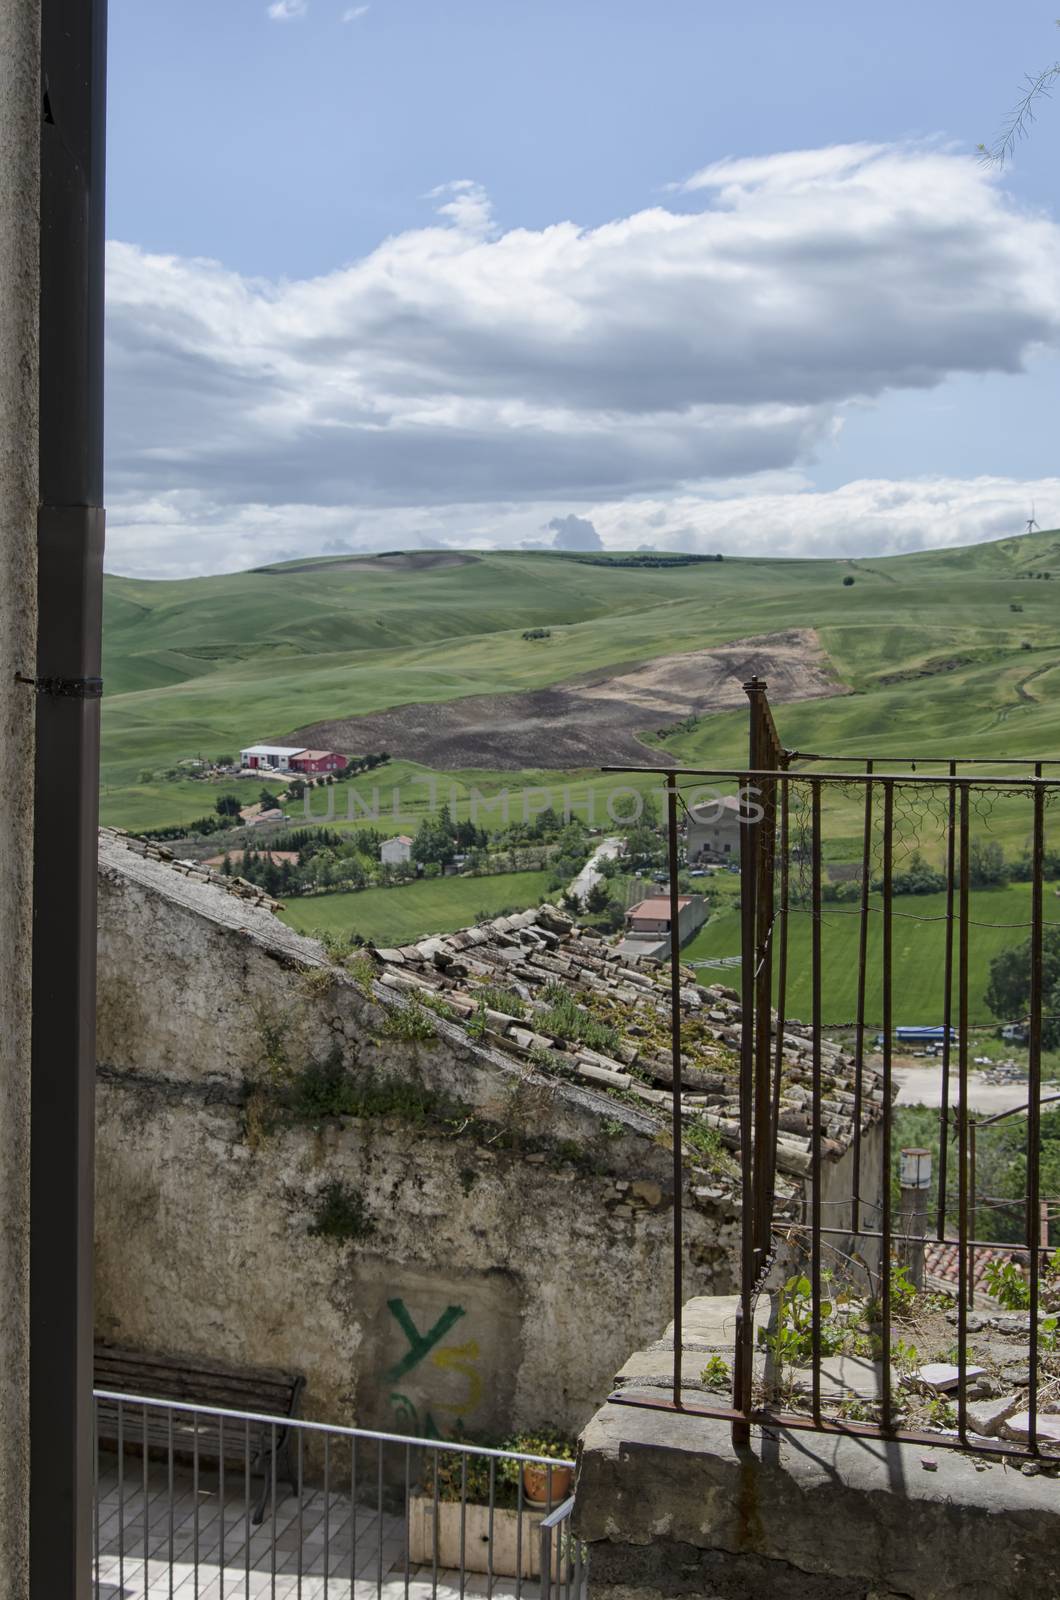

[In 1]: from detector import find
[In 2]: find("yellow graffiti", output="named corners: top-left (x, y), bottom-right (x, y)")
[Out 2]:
top-left (429, 1340), bottom-right (483, 1415)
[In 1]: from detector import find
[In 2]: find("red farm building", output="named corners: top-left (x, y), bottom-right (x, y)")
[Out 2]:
top-left (289, 749), bottom-right (348, 776)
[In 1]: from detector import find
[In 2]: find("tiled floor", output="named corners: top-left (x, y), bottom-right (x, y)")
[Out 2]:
top-left (94, 1462), bottom-right (528, 1600)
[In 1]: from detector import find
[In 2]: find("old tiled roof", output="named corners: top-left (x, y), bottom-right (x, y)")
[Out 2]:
top-left (365, 903), bottom-right (887, 1183)
top-left (628, 896), bottom-right (692, 917)
top-left (99, 827), bottom-right (286, 913)
top-left (924, 1239), bottom-right (1029, 1297)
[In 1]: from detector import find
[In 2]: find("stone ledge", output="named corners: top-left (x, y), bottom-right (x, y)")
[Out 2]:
top-left (574, 1387), bottom-right (1060, 1600)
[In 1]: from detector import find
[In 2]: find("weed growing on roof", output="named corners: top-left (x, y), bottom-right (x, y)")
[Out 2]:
top-left (417, 989), bottom-right (456, 1021)
top-left (300, 964), bottom-right (337, 998)
top-left (683, 1120), bottom-right (724, 1161)
top-left (312, 928), bottom-right (361, 963)
top-left (536, 983), bottom-right (620, 1055)
top-left (307, 1179), bottom-right (375, 1242)
top-left (475, 984), bottom-right (528, 1019)
top-left (346, 953), bottom-right (378, 996)
top-left (380, 998), bottom-right (437, 1041)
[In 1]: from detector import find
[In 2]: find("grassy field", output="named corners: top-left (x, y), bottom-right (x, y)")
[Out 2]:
top-left (680, 882), bottom-right (1053, 1028)
top-left (99, 775), bottom-right (267, 831)
top-left (277, 870), bottom-right (552, 946)
top-left (100, 532), bottom-right (1060, 845)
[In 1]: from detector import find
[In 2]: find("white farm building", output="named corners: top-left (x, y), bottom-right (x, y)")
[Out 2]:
top-left (239, 744), bottom-right (305, 772)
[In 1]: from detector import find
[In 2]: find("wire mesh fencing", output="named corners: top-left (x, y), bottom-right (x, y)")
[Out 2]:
top-left (604, 679), bottom-right (1060, 1459)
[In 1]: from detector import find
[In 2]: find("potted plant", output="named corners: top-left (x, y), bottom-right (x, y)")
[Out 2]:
top-left (409, 1427), bottom-right (577, 1579)
top-left (505, 1427), bottom-right (576, 1506)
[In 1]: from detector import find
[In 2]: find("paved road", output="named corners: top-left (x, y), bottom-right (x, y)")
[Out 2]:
top-left (568, 836), bottom-right (622, 905)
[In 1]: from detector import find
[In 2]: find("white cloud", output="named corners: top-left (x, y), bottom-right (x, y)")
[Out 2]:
top-left (267, 0), bottom-right (307, 19)
top-left (548, 513), bottom-right (602, 550)
top-left (341, 4), bottom-right (369, 18)
top-left (106, 476), bottom-right (1060, 578)
top-left (104, 143), bottom-right (1060, 574)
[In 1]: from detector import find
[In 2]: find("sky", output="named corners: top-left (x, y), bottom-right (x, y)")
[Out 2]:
top-left (105, 0), bottom-right (1060, 576)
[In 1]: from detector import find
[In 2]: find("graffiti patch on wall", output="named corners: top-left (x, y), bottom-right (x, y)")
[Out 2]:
top-left (356, 1265), bottom-right (522, 1439)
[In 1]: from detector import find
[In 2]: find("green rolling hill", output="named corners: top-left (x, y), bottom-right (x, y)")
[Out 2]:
top-left (101, 534), bottom-right (1060, 851)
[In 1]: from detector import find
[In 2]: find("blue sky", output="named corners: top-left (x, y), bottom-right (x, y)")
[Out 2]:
top-left (104, 1), bottom-right (1060, 574)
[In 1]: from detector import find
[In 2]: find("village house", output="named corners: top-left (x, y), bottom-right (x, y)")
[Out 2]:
top-left (685, 793), bottom-right (742, 861)
top-left (615, 894), bottom-right (706, 963)
top-left (380, 834), bottom-right (414, 865)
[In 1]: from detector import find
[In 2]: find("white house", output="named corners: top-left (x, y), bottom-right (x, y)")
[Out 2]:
top-left (686, 795), bottom-right (742, 861)
top-left (239, 744), bottom-right (306, 772)
top-left (380, 835), bottom-right (413, 866)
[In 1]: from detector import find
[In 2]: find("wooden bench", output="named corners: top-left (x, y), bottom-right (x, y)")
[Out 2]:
top-left (94, 1343), bottom-right (306, 1525)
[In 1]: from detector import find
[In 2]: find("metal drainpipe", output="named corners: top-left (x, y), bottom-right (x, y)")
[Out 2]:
top-left (30, 2), bottom-right (107, 1596)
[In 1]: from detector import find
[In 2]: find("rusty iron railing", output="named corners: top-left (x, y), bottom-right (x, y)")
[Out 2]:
top-left (604, 680), bottom-right (1060, 1459)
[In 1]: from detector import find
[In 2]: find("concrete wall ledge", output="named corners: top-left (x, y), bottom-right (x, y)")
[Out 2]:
top-left (574, 1390), bottom-right (1060, 1600)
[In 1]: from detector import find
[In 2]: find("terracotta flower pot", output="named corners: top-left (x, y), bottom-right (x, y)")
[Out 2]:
top-left (522, 1461), bottom-right (573, 1505)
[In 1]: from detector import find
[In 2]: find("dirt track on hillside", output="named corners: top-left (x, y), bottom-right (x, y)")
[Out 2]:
top-left (287, 628), bottom-right (846, 771)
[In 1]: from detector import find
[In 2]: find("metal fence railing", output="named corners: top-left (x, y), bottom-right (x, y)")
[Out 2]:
top-left (603, 680), bottom-right (1060, 1460)
top-left (93, 1391), bottom-right (586, 1600)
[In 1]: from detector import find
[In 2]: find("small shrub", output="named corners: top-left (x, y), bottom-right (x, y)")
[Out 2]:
top-left (924, 1396), bottom-right (956, 1429)
top-left (890, 1260), bottom-right (918, 1319)
top-left (307, 1180), bottom-right (375, 1242)
top-left (984, 1258), bottom-right (1031, 1310)
top-left (700, 1355), bottom-right (730, 1390)
top-left (758, 1274), bottom-right (845, 1366)
top-left (842, 575), bottom-right (855, 587)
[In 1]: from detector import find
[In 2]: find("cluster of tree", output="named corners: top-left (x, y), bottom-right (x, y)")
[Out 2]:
top-left (411, 806), bottom-right (489, 867)
top-left (136, 813), bottom-right (239, 842)
top-left (137, 753), bottom-right (235, 783)
top-left (521, 628), bottom-right (551, 641)
top-left (345, 751), bottom-right (389, 773)
top-left (894, 1104), bottom-right (1060, 1249)
top-left (791, 840), bottom-right (1060, 907)
top-left (542, 824), bottom-right (593, 894)
top-left (558, 552), bottom-right (723, 568)
top-left (575, 880), bottom-right (626, 932)
top-left (985, 924), bottom-right (1060, 1049)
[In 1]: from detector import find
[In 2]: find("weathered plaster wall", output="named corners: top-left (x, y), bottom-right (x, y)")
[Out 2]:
top-left (0, 1), bottom-right (39, 1592)
top-left (95, 836), bottom-right (741, 1438)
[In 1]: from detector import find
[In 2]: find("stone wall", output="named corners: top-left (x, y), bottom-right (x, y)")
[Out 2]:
top-left (95, 834), bottom-right (742, 1439)
top-left (574, 1295), bottom-right (1060, 1600)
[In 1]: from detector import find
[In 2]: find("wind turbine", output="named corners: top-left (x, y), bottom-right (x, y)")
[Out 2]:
top-left (1026, 504), bottom-right (1041, 534)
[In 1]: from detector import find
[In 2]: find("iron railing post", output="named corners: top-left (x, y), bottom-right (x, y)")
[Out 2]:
top-left (665, 772), bottom-right (684, 1407)
top-left (31, 1), bottom-right (107, 1596)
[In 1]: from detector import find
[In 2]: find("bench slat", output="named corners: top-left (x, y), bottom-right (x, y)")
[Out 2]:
top-left (93, 1344), bottom-right (304, 1440)
top-left (95, 1343), bottom-right (300, 1390)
